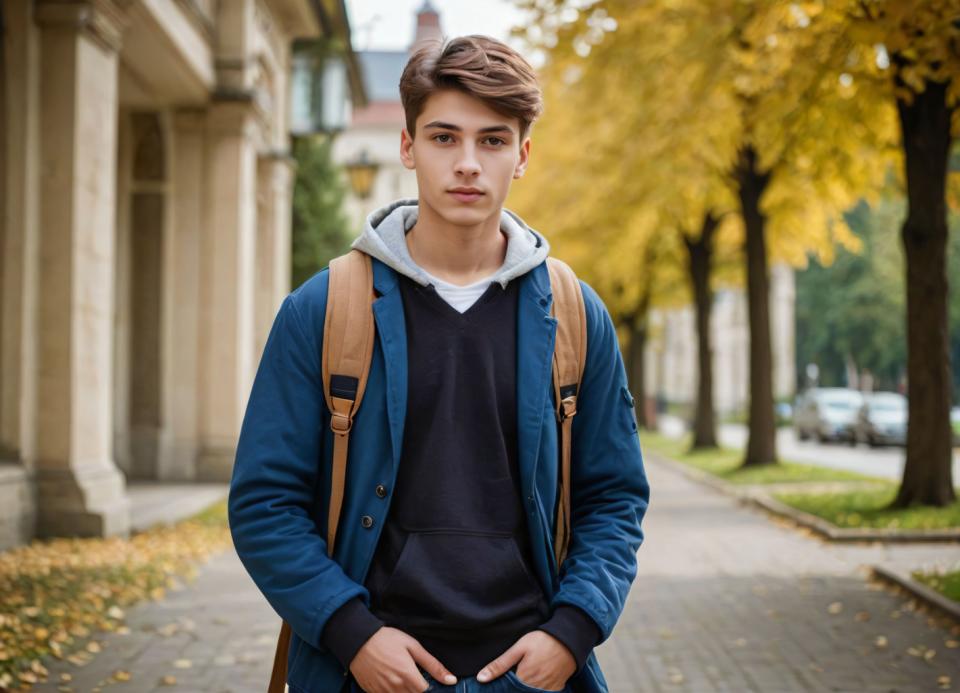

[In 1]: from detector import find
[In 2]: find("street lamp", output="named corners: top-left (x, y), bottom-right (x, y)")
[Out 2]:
top-left (345, 149), bottom-right (379, 200)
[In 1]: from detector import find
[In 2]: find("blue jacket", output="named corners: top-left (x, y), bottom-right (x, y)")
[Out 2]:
top-left (228, 256), bottom-right (650, 692)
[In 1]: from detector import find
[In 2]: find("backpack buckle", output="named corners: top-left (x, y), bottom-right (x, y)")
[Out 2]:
top-left (330, 412), bottom-right (353, 434)
top-left (558, 395), bottom-right (578, 422)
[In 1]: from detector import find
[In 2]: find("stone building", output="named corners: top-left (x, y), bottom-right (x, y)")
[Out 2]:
top-left (0, 0), bottom-right (361, 549)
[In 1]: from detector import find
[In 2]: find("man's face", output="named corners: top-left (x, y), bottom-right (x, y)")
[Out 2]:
top-left (400, 89), bottom-right (530, 227)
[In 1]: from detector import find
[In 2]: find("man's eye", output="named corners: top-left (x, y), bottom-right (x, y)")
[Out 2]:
top-left (433, 134), bottom-right (453, 143)
top-left (485, 137), bottom-right (506, 146)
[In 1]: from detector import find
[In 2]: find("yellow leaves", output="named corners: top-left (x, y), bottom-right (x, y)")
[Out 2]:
top-left (0, 499), bottom-right (229, 689)
top-left (907, 644), bottom-right (937, 662)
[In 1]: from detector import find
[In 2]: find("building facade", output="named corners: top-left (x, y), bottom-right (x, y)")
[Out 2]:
top-left (0, 0), bottom-right (358, 550)
top-left (332, 1), bottom-right (443, 230)
top-left (645, 263), bottom-right (797, 416)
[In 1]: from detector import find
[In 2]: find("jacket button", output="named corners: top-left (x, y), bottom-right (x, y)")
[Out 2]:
top-left (375, 484), bottom-right (387, 498)
top-left (360, 515), bottom-right (374, 528)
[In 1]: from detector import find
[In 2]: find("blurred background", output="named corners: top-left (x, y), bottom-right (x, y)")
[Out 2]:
top-left (1, 1), bottom-right (959, 691)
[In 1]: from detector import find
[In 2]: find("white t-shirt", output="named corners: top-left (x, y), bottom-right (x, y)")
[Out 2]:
top-left (419, 268), bottom-right (497, 314)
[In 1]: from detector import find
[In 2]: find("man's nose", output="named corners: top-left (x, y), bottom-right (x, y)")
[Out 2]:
top-left (454, 143), bottom-right (481, 176)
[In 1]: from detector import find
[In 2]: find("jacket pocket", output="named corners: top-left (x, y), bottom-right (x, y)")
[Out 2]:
top-left (376, 529), bottom-right (545, 634)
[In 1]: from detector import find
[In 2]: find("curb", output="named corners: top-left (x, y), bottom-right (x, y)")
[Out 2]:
top-left (647, 449), bottom-right (960, 543)
top-left (748, 494), bottom-right (960, 543)
top-left (871, 565), bottom-right (960, 623)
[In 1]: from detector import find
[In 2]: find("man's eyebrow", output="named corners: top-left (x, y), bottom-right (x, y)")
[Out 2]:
top-left (423, 120), bottom-right (515, 135)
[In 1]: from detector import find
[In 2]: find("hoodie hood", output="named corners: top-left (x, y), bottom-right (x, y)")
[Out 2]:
top-left (351, 198), bottom-right (550, 289)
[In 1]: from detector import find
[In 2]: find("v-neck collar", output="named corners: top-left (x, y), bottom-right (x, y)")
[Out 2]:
top-left (403, 275), bottom-right (506, 322)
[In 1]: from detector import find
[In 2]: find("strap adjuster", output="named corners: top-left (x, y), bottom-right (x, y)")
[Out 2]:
top-left (330, 412), bottom-right (353, 434)
top-left (557, 395), bottom-right (578, 422)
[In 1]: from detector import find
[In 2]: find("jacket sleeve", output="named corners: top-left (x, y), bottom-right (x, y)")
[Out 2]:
top-left (544, 279), bottom-right (650, 649)
top-left (227, 276), bottom-right (380, 654)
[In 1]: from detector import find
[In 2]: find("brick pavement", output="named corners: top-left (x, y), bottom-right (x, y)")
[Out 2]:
top-left (42, 452), bottom-right (960, 692)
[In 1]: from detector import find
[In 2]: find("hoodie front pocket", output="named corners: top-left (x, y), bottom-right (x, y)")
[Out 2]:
top-left (377, 529), bottom-right (545, 633)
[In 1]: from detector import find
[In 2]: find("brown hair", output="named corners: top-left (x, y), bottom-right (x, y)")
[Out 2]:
top-left (399, 35), bottom-right (543, 143)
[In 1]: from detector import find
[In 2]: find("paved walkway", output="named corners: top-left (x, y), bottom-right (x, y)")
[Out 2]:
top-left (44, 454), bottom-right (960, 692)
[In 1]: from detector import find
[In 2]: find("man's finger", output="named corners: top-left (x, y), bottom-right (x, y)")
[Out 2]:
top-left (407, 640), bottom-right (458, 686)
top-left (476, 643), bottom-right (524, 683)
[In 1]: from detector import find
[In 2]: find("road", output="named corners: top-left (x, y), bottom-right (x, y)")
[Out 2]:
top-left (659, 415), bottom-right (960, 482)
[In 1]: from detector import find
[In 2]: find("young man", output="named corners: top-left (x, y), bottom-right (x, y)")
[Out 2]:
top-left (229, 35), bottom-right (649, 693)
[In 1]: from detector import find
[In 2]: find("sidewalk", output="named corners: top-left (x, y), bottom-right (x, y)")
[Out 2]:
top-left (44, 453), bottom-right (960, 692)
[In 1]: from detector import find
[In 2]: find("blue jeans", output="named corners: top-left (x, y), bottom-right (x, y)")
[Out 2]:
top-left (346, 664), bottom-right (574, 693)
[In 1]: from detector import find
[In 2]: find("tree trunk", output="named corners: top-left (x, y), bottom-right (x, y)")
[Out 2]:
top-left (627, 319), bottom-right (651, 430)
top-left (684, 213), bottom-right (720, 449)
top-left (735, 145), bottom-right (778, 466)
top-left (892, 76), bottom-right (956, 508)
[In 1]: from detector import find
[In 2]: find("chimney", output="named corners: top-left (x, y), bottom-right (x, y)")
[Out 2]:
top-left (410, 0), bottom-right (442, 53)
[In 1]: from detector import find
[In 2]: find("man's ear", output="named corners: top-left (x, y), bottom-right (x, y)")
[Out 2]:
top-left (514, 136), bottom-right (531, 179)
top-left (400, 128), bottom-right (416, 170)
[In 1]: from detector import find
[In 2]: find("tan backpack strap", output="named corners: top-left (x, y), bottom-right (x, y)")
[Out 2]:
top-left (321, 249), bottom-right (376, 554)
top-left (268, 621), bottom-right (292, 693)
top-left (546, 258), bottom-right (587, 570)
top-left (269, 250), bottom-right (376, 693)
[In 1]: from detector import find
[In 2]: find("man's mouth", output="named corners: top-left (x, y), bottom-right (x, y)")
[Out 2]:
top-left (448, 188), bottom-right (485, 203)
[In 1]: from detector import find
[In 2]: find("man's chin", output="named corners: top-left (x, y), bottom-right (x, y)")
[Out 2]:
top-left (434, 198), bottom-right (496, 226)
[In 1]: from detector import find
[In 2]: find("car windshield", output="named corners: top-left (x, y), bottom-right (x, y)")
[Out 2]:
top-left (820, 395), bottom-right (860, 411)
top-left (870, 395), bottom-right (905, 412)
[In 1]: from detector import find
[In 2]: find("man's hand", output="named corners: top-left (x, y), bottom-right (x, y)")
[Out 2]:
top-left (349, 626), bottom-right (457, 693)
top-left (476, 631), bottom-right (576, 691)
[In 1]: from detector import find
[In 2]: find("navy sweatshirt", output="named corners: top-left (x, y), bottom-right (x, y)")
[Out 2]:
top-left (320, 273), bottom-right (600, 679)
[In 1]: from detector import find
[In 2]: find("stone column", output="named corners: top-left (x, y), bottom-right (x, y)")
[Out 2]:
top-left (196, 99), bottom-right (259, 481)
top-left (162, 109), bottom-right (206, 481)
top-left (33, 0), bottom-right (130, 538)
top-left (254, 153), bottom-right (295, 360)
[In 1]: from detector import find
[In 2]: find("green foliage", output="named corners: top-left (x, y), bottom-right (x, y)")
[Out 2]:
top-left (291, 135), bottom-right (353, 290)
top-left (796, 195), bottom-right (960, 400)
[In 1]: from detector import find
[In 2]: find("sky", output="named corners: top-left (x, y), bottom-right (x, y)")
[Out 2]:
top-left (344, 0), bottom-right (529, 53)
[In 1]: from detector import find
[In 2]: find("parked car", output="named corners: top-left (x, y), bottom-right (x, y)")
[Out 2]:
top-left (794, 387), bottom-right (864, 443)
top-left (855, 392), bottom-right (908, 447)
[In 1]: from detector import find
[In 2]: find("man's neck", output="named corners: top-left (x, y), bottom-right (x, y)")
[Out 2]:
top-left (405, 198), bottom-right (508, 287)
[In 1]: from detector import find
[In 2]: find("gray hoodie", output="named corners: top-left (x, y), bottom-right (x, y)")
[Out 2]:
top-left (351, 198), bottom-right (550, 288)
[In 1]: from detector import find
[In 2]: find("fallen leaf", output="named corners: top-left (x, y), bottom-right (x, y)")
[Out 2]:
top-left (172, 659), bottom-right (192, 669)
top-left (827, 602), bottom-right (843, 614)
top-left (875, 635), bottom-right (888, 649)
top-left (159, 675), bottom-right (178, 686)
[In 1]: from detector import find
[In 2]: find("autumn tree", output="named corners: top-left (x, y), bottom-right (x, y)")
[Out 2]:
top-left (823, 0), bottom-right (960, 506)
top-left (513, 0), bottom-right (889, 463)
